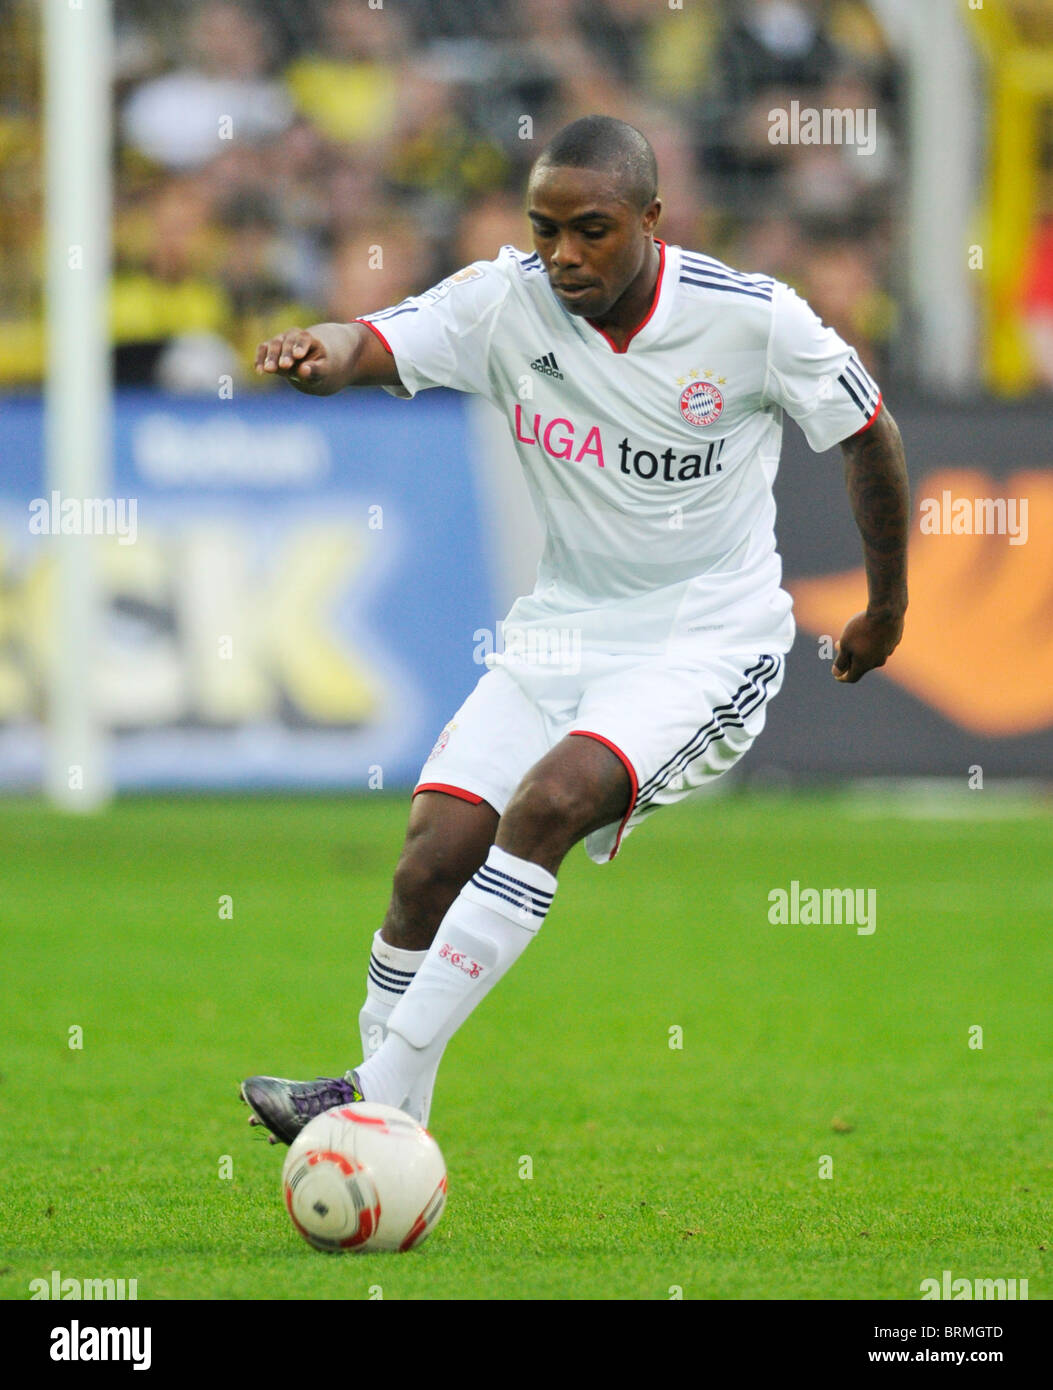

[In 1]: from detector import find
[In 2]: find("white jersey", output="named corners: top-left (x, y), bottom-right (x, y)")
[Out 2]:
top-left (356, 240), bottom-right (882, 657)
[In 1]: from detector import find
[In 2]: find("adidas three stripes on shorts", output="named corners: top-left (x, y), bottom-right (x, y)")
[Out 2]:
top-left (413, 648), bottom-right (785, 864)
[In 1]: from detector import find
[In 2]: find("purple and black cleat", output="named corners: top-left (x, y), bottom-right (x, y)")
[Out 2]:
top-left (240, 1073), bottom-right (363, 1146)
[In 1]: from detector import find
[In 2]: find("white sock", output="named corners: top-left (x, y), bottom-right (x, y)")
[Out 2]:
top-left (354, 846), bottom-right (557, 1112)
top-left (359, 930), bottom-right (427, 1058)
top-left (357, 931), bottom-right (445, 1124)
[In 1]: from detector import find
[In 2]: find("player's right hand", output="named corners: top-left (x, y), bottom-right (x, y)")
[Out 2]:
top-left (254, 329), bottom-right (334, 393)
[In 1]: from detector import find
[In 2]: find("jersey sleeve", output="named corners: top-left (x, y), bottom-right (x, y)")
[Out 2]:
top-left (355, 260), bottom-right (509, 403)
top-left (764, 281), bottom-right (882, 452)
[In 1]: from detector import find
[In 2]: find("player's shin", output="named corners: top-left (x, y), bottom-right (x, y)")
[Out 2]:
top-left (353, 846), bottom-right (557, 1112)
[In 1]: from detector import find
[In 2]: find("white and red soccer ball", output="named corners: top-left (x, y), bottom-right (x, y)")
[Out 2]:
top-left (281, 1103), bottom-right (447, 1254)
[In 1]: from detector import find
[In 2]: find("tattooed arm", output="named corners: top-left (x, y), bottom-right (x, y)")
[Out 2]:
top-left (833, 406), bottom-right (910, 683)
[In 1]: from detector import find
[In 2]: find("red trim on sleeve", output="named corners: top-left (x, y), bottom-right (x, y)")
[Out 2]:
top-left (413, 782), bottom-right (484, 805)
top-left (586, 240), bottom-right (666, 354)
top-left (568, 730), bottom-right (639, 860)
top-left (851, 392), bottom-right (883, 436)
top-left (354, 319), bottom-right (394, 355)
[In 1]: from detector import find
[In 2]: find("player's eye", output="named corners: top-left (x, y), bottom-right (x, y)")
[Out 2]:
top-left (533, 224), bottom-right (557, 239)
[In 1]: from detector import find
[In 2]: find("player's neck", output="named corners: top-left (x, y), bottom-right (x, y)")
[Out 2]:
top-left (587, 239), bottom-right (662, 350)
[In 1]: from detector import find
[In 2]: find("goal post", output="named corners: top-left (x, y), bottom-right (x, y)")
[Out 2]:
top-left (42, 0), bottom-right (113, 809)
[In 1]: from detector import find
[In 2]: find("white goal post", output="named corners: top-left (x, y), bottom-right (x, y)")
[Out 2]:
top-left (43, 0), bottom-right (113, 809)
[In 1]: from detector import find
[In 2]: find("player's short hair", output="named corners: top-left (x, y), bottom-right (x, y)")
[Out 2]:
top-left (532, 116), bottom-right (658, 211)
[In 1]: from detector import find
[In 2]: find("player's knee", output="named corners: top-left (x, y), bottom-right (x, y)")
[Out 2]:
top-left (501, 773), bottom-right (593, 849)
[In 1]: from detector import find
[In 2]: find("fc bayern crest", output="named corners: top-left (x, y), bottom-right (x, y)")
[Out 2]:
top-left (679, 380), bottom-right (724, 427)
top-left (426, 723), bottom-right (454, 763)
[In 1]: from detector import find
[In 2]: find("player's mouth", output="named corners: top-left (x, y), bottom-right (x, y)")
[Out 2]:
top-left (552, 281), bottom-right (597, 302)
top-left (552, 279), bottom-right (602, 309)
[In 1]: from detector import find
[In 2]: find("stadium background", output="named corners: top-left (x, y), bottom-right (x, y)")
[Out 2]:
top-left (1, 0), bottom-right (1051, 790)
top-left (1, 0), bottom-right (1051, 1315)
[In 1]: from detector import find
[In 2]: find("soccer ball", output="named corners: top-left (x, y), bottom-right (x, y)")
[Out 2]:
top-left (281, 1103), bottom-right (447, 1253)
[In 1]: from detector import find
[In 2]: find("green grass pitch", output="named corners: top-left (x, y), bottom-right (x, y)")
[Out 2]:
top-left (1, 790), bottom-right (1049, 1301)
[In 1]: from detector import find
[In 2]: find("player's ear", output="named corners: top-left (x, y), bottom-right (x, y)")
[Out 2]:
top-left (643, 198), bottom-right (661, 234)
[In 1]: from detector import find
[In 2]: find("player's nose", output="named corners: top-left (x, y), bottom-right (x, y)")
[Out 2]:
top-left (550, 236), bottom-right (584, 268)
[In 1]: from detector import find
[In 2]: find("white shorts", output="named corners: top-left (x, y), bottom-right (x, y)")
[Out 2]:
top-left (414, 649), bottom-right (785, 864)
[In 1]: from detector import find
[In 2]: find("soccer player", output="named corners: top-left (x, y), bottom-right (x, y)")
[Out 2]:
top-left (242, 116), bottom-right (909, 1142)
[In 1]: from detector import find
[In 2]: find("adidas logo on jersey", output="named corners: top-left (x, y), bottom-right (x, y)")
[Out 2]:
top-left (530, 352), bottom-right (564, 380)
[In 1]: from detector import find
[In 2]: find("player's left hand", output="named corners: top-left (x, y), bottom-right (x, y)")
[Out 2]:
top-left (832, 610), bottom-right (904, 683)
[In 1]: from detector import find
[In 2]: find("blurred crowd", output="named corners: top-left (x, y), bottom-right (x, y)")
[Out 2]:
top-left (0, 0), bottom-right (907, 391)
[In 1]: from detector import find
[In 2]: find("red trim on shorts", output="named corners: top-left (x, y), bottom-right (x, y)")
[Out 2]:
top-left (851, 393), bottom-right (883, 436)
top-left (585, 240), bottom-right (666, 354)
top-left (413, 782), bottom-right (484, 805)
top-left (568, 730), bottom-right (639, 861)
top-left (355, 319), bottom-right (394, 354)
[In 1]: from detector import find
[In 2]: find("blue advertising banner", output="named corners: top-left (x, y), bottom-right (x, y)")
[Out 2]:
top-left (0, 388), bottom-right (497, 788)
